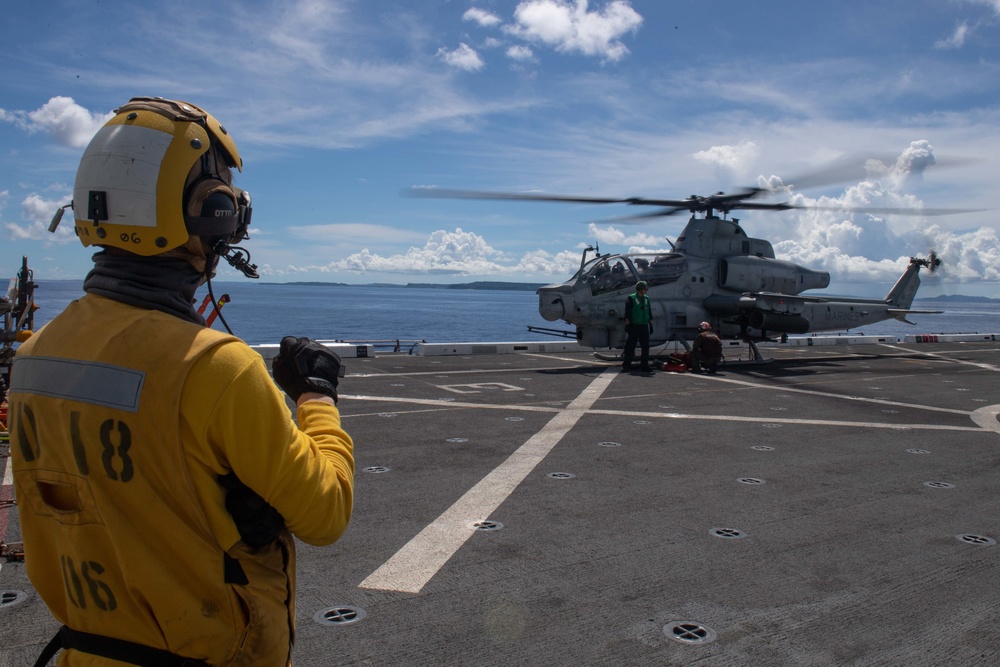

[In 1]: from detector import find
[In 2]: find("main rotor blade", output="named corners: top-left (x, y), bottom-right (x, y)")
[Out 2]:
top-left (406, 188), bottom-right (635, 204)
top-left (586, 207), bottom-right (690, 225)
top-left (406, 187), bottom-right (705, 208)
top-left (775, 153), bottom-right (980, 191)
top-left (776, 154), bottom-right (896, 191)
top-left (790, 204), bottom-right (987, 217)
top-left (407, 187), bottom-right (987, 218)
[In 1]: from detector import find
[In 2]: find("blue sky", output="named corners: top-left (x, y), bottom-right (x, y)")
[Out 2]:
top-left (2, 0), bottom-right (999, 296)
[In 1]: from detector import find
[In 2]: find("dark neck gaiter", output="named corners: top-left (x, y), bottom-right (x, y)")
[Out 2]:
top-left (83, 251), bottom-right (207, 325)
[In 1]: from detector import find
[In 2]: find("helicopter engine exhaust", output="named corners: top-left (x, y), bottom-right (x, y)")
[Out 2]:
top-left (720, 256), bottom-right (830, 295)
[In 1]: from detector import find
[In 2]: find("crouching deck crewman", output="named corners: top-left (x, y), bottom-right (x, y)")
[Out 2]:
top-left (8, 97), bottom-right (355, 666)
top-left (689, 321), bottom-right (723, 374)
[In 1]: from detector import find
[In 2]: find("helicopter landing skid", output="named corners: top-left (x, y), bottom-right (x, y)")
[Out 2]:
top-left (741, 338), bottom-right (771, 364)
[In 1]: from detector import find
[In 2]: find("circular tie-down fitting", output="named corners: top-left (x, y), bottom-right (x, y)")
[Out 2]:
top-left (313, 605), bottom-right (367, 626)
top-left (737, 477), bottom-right (766, 485)
top-left (955, 533), bottom-right (996, 546)
top-left (0, 590), bottom-right (28, 610)
top-left (750, 445), bottom-right (775, 451)
top-left (446, 437), bottom-right (469, 443)
top-left (471, 520), bottom-right (504, 532)
top-left (547, 472), bottom-right (576, 480)
top-left (924, 481), bottom-right (955, 489)
top-left (709, 527), bottom-right (747, 539)
top-left (597, 441), bottom-right (622, 448)
top-left (363, 466), bottom-right (391, 474)
top-left (664, 621), bottom-right (718, 645)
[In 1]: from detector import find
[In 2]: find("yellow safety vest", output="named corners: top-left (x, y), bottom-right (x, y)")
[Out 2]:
top-left (10, 295), bottom-right (299, 666)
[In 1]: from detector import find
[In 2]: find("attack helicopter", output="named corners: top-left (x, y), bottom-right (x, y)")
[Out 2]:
top-left (411, 167), bottom-right (966, 355)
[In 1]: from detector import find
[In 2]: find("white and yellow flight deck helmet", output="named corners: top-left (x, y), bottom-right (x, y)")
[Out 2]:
top-left (55, 97), bottom-right (250, 256)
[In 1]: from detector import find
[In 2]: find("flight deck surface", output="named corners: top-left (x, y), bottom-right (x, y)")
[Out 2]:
top-left (2, 341), bottom-right (1000, 666)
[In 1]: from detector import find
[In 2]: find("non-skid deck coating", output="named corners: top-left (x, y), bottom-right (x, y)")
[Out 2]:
top-left (2, 341), bottom-right (1000, 666)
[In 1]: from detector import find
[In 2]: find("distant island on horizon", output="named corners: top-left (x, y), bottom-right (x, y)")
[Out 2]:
top-left (920, 294), bottom-right (1000, 303)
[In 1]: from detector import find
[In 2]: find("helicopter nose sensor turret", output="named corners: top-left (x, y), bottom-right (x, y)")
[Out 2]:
top-left (538, 284), bottom-right (572, 321)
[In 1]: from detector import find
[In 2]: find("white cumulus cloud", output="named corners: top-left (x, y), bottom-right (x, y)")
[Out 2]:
top-left (506, 45), bottom-right (535, 61)
top-left (506, 0), bottom-right (643, 62)
top-left (4, 192), bottom-right (77, 244)
top-left (1, 96), bottom-right (112, 149)
top-left (749, 141), bottom-right (1000, 285)
top-left (586, 223), bottom-right (662, 248)
top-left (327, 228), bottom-right (579, 278)
top-left (463, 8), bottom-right (502, 28)
top-left (437, 43), bottom-right (486, 71)
top-left (692, 141), bottom-right (760, 180)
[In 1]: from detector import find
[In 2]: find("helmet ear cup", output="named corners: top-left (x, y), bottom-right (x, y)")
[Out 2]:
top-left (183, 177), bottom-right (240, 239)
top-left (185, 177), bottom-right (236, 218)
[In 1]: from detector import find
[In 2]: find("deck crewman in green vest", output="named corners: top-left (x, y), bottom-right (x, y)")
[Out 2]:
top-left (622, 280), bottom-right (653, 372)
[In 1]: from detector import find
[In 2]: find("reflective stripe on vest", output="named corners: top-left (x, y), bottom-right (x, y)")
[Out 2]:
top-left (11, 356), bottom-right (144, 412)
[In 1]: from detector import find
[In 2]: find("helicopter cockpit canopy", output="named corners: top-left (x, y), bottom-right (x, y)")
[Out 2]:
top-left (581, 256), bottom-right (634, 295)
top-left (581, 253), bottom-right (689, 295)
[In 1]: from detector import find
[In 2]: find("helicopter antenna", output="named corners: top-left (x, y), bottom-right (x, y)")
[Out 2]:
top-left (580, 243), bottom-right (601, 273)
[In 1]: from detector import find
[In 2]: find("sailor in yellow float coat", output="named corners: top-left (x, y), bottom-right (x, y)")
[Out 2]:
top-left (11, 295), bottom-right (354, 665)
top-left (8, 97), bottom-right (355, 666)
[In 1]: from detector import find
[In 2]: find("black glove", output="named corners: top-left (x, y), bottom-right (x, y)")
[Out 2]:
top-left (272, 336), bottom-right (344, 403)
top-left (648, 323), bottom-right (654, 334)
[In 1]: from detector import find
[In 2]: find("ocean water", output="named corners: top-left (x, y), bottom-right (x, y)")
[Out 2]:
top-left (25, 281), bottom-right (558, 347)
top-left (21, 280), bottom-right (1000, 347)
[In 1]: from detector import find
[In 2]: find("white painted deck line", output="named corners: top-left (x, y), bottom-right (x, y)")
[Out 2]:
top-left (359, 367), bottom-right (617, 594)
